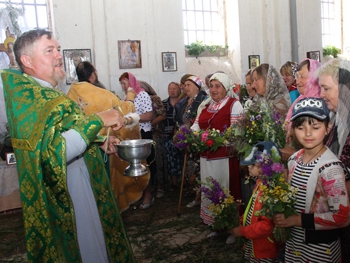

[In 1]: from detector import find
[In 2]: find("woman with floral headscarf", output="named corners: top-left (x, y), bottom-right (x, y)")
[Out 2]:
top-left (280, 61), bottom-right (299, 103)
top-left (174, 76), bottom-right (207, 197)
top-left (191, 73), bottom-right (244, 243)
top-left (317, 58), bottom-right (350, 263)
top-left (281, 59), bottom-right (322, 160)
top-left (251, 63), bottom-right (291, 118)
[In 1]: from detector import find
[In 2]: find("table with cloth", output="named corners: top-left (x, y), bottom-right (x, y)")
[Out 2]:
top-left (0, 161), bottom-right (21, 212)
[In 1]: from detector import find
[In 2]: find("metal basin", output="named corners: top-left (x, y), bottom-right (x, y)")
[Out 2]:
top-left (116, 139), bottom-right (153, 177)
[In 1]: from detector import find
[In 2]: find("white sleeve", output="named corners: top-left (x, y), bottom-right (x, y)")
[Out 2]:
top-left (62, 129), bottom-right (88, 162)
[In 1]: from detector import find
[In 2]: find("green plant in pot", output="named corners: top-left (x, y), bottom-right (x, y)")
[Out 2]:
top-left (323, 45), bottom-right (341, 58)
top-left (185, 41), bottom-right (228, 64)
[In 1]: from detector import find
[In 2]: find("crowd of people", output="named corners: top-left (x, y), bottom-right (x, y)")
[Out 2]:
top-left (2, 28), bottom-right (350, 262)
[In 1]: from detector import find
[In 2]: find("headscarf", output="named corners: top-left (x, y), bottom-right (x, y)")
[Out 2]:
top-left (285, 59), bottom-right (322, 143)
top-left (186, 75), bottom-right (203, 89)
top-left (139, 80), bottom-right (157, 96)
top-left (331, 59), bottom-right (350, 157)
top-left (264, 65), bottom-right (290, 104)
top-left (256, 64), bottom-right (290, 118)
top-left (196, 73), bottom-right (238, 116)
top-left (180, 74), bottom-right (193, 84)
top-left (127, 72), bottom-right (144, 95)
top-left (285, 58), bottom-right (322, 125)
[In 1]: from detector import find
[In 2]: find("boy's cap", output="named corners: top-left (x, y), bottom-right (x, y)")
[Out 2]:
top-left (240, 141), bottom-right (280, 166)
top-left (290, 97), bottom-right (330, 121)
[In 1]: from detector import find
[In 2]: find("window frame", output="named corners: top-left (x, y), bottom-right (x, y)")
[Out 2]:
top-left (182, 0), bottom-right (225, 46)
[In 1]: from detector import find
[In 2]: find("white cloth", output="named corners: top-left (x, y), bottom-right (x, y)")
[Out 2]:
top-left (200, 157), bottom-right (230, 225)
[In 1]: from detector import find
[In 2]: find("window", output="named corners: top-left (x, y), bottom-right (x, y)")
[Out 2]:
top-left (0, 0), bottom-right (49, 42)
top-left (182, 0), bottom-right (225, 45)
top-left (321, 0), bottom-right (341, 48)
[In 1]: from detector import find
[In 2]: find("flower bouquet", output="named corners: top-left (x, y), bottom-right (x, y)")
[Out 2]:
top-left (173, 125), bottom-right (227, 153)
top-left (225, 103), bottom-right (286, 158)
top-left (254, 146), bottom-right (298, 243)
top-left (200, 177), bottom-right (241, 231)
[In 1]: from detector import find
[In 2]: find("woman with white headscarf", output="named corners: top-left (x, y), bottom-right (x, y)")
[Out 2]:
top-left (191, 73), bottom-right (243, 243)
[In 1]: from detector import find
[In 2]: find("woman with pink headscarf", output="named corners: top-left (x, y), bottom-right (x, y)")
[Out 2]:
top-left (119, 72), bottom-right (155, 209)
top-left (281, 58), bottom-right (322, 160)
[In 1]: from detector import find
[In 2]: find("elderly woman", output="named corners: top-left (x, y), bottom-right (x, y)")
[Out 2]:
top-left (316, 58), bottom-right (350, 262)
top-left (119, 72), bottom-right (155, 209)
top-left (191, 73), bottom-right (243, 243)
top-left (281, 59), bottom-right (322, 160)
top-left (162, 82), bottom-right (183, 192)
top-left (251, 63), bottom-right (291, 118)
top-left (174, 76), bottom-right (207, 201)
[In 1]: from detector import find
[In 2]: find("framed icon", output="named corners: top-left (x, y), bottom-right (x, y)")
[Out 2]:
top-left (6, 152), bottom-right (16, 165)
top-left (118, 40), bottom-right (142, 69)
top-left (248, 55), bottom-right (260, 69)
top-left (63, 49), bottom-right (92, 84)
top-left (306, 51), bottom-right (321, 62)
top-left (162, 52), bottom-right (177, 72)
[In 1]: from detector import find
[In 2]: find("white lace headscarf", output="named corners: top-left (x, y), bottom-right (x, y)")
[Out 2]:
top-left (336, 60), bottom-right (350, 156)
top-left (256, 64), bottom-right (291, 118)
top-left (196, 73), bottom-right (238, 116)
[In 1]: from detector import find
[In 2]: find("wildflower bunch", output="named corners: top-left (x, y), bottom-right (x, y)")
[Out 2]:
top-left (173, 125), bottom-right (227, 153)
top-left (200, 177), bottom-right (241, 231)
top-left (255, 146), bottom-right (298, 242)
top-left (225, 104), bottom-right (286, 158)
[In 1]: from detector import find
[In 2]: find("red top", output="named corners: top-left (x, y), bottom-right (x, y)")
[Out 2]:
top-left (198, 97), bottom-right (236, 160)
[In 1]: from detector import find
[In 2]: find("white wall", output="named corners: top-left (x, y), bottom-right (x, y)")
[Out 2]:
top-left (51, 0), bottom-right (322, 99)
top-left (53, 0), bottom-right (186, 99)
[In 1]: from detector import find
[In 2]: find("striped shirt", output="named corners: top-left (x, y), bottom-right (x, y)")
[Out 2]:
top-left (285, 157), bottom-right (341, 263)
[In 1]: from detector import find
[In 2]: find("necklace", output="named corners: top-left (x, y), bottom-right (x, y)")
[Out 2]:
top-left (301, 146), bottom-right (325, 176)
top-left (302, 146), bottom-right (325, 164)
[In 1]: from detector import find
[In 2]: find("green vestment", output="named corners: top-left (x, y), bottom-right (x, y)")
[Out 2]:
top-left (1, 69), bottom-right (135, 263)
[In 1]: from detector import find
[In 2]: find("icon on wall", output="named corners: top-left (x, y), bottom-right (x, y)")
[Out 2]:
top-left (63, 49), bottom-right (92, 84)
top-left (162, 52), bottom-right (177, 72)
top-left (118, 40), bottom-right (142, 69)
top-left (306, 51), bottom-right (321, 62)
top-left (248, 55), bottom-right (260, 69)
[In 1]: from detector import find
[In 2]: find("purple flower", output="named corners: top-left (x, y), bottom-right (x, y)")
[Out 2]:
top-left (256, 115), bottom-right (261, 120)
top-left (272, 111), bottom-right (281, 121)
top-left (180, 125), bottom-right (191, 134)
top-left (176, 133), bottom-right (186, 140)
top-left (201, 177), bottom-right (228, 205)
top-left (272, 163), bottom-right (285, 173)
top-left (250, 116), bottom-right (255, 121)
